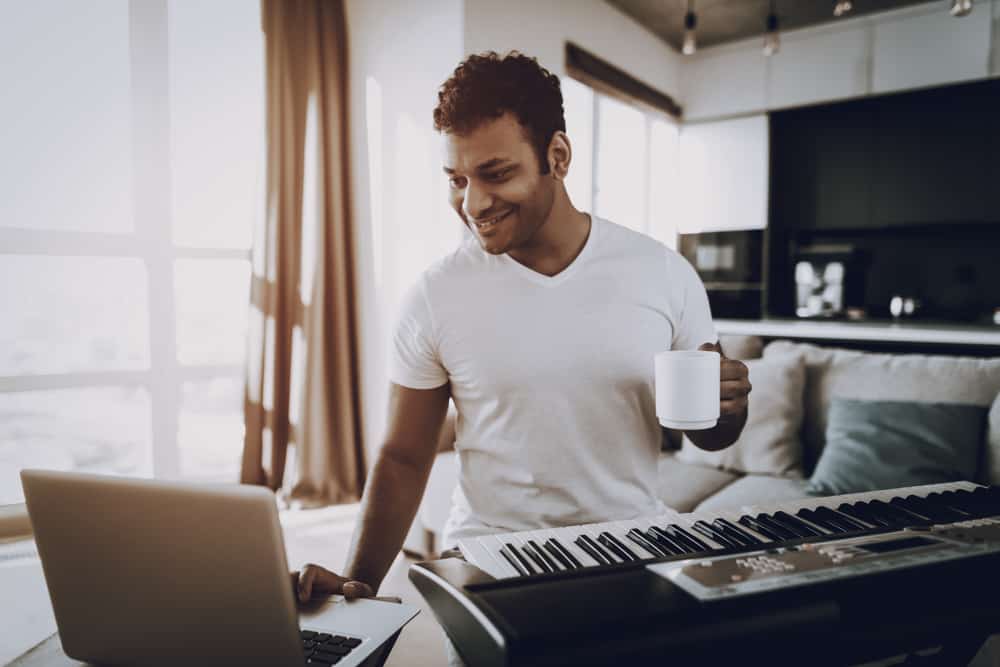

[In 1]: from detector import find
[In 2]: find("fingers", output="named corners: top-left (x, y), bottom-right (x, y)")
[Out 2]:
top-left (698, 341), bottom-right (722, 354)
top-left (296, 563), bottom-right (344, 603)
top-left (342, 581), bottom-right (376, 600)
top-left (720, 397), bottom-right (749, 418)
top-left (721, 379), bottom-right (752, 400)
top-left (720, 358), bottom-right (748, 381)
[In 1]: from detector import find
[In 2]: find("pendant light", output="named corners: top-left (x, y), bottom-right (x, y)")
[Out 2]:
top-left (833, 0), bottom-right (853, 17)
top-left (682, 0), bottom-right (698, 55)
top-left (763, 0), bottom-right (780, 56)
top-left (950, 0), bottom-right (973, 16)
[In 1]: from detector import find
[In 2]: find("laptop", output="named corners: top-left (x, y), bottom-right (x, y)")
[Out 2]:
top-left (20, 469), bottom-right (418, 666)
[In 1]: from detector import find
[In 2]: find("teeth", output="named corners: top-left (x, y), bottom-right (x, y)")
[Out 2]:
top-left (476, 210), bottom-right (509, 228)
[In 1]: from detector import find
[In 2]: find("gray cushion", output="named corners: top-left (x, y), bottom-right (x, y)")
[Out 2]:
top-left (719, 334), bottom-right (764, 361)
top-left (657, 453), bottom-right (739, 512)
top-left (764, 341), bottom-right (1000, 475)
top-left (987, 393), bottom-right (1000, 486)
top-left (695, 475), bottom-right (811, 513)
top-left (807, 398), bottom-right (987, 496)
top-left (677, 352), bottom-right (806, 477)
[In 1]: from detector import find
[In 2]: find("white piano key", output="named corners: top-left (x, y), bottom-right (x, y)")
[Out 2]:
top-left (467, 534), bottom-right (520, 579)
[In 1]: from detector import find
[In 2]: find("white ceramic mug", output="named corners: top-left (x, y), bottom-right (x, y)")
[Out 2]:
top-left (655, 350), bottom-right (720, 430)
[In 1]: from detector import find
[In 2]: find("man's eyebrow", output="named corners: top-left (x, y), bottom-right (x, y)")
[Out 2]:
top-left (442, 158), bottom-right (515, 175)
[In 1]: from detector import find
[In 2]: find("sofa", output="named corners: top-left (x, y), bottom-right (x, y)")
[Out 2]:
top-left (403, 334), bottom-right (1000, 558)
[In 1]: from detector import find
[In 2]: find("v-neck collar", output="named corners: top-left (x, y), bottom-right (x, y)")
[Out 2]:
top-left (498, 215), bottom-right (600, 287)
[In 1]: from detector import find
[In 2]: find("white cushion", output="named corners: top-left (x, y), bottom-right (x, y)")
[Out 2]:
top-left (657, 453), bottom-right (740, 512)
top-left (695, 475), bottom-right (811, 513)
top-left (676, 352), bottom-right (806, 477)
top-left (764, 341), bottom-right (1000, 475)
top-left (986, 393), bottom-right (1000, 486)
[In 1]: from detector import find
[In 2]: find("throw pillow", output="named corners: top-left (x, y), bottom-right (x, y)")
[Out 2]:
top-left (677, 353), bottom-right (806, 477)
top-left (986, 393), bottom-right (1000, 485)
top-left (806, 398), bottom-right (987, 496)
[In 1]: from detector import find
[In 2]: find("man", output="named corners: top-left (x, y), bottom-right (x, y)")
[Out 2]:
top-left (293, 51), bottom-right (751, 660)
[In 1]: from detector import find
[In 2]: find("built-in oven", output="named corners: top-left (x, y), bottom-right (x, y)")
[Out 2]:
top-left (678, 230), bottom-right (764, 319)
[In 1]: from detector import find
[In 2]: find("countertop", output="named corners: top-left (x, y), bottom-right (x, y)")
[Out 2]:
top-left (715, 318), bottom-right (1000, 346)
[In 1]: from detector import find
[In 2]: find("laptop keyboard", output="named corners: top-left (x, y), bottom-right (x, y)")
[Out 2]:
top-left (300, 630), bottom-right (363, 665)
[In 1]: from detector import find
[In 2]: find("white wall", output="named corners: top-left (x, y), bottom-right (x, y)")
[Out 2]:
top-left (681, 0), bottom-right (1000, 121)
top-left (345, 0), bottom-right (464, 460)
top-left (463, 0), bottom-right (682, 103)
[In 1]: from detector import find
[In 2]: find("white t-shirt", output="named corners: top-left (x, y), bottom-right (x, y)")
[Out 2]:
top-left (389, 217), bottom-right (717, 549)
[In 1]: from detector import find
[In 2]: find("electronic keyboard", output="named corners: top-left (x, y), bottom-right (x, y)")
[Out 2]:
top-left (410, 481), bottom-right (1000, 666)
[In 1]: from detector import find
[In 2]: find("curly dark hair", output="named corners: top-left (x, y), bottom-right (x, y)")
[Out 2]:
top-left (433, 51), bottom-right (566, 174)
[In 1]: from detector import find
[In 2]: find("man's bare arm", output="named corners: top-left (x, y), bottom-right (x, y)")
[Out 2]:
top-left (292, 382), bottom-right (449, 601)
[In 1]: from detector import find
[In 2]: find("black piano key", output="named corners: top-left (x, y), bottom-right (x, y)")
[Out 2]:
top-left (692, 520), bottom-right (739, 549)
top-left (505, 542), bottom-right (537, 575)
top-left (839, 502), bottom-right (894, 528)
top-left (499, 545), bottom-right (527, 576)
top-left (542, 540), bottom-right (573, 570)
top-left (915, 493), bottom-right (966, 522)
top-left (711, 518), bottom-right (762, 547)
top-left (904, 495), bottom-right (963, 523)
top-left (528, 539), bottom-right (559, 572)
top-left (738, 515), bottom-right (784, 542)
top-left (521, 541), bottom-right (552, 573)
top-left (602, 531), bottom-right (641, 561)
top-left (773, 510), bottom-right (825, 537)
top-left (666, 524), bottom-right (715, 552)
top-left (815, 506), bottom-right (868, 532)
top-left (575, 535), bottom-right (611, 565)
top-left (599, 533), bottom-right (637, 562)
top-left (626, 529), bottom-right (666, 557)
top-left (876, 499), bottom-right (932, 526)
top-left (935, 491), bottom-right (974, 517)
top-left (647, 528), bottom-right (688, 555)
top-left (714, 517), bottom-right (767, 544)
top-left (546, 538), bottom-right (582, 569)
top-left (760, 513), bottom-right (804, 538)
top-left (885, 498), bottom-right (935, 524)
top-left (582, 533), bottom-right (621, 563)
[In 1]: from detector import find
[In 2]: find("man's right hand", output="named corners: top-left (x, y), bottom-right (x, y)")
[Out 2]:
top-left (290, 563), bottom-right (375, 604)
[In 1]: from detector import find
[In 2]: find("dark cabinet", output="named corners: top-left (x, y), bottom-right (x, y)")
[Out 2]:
top-left (770, 79), bottom-right (1000, 231)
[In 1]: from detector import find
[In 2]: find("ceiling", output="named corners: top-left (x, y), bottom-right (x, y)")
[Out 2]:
top-left (605, 0), bottom-right (940, 51)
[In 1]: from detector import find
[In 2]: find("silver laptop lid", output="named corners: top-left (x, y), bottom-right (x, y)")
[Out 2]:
top-left (21, 469), bottom-right (304, 666)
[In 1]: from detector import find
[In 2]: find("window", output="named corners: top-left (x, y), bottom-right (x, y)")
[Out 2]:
top-left (563, 78), bottom-right (680, 249)
top-left (0, 0), bottom-right (263, 505)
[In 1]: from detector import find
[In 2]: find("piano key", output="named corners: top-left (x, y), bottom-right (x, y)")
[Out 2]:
top-left (838, 502), bottom-right (895, 528)
top-left (575, 535), bottom-right (612, 565)
top-left (646, 527), bottom-right (688, 555)
top-left (772, 510), bottom-right (826, 537)
top-left (738, 515), bottom-right (784, 542)
top-left (666, 523), bottom-right (716, 552)
top-left (758, 513), bottom-right (803, 539)
top-left (499, 545), bottom-right (527, 577)
top-left (712, 512), bottom-right (776, 543)
top-left (713, 517), bottom-right (765, 546)
top-left (527, 538), bottom-right (560, 572)
top-left (543, 539), bottom-right (576, 570)
top-left (520, 541), bottom-right (552, 573)
top-left (597, 534), bottom-right (634, 562)
top-left (626, 529), bottom-right (666, 557)
top-left (815, 506), bottom-right (869, 532)
top-left (463, 535), bottom-right (520, 579)
top-left (692, 520), bottom-right (740, 549)
top-left (600, 532), bottom-right (640, 561)
top-left (505, 542), bottom-right (537, 575)
top-left (550, 530), bottom-right (594, 567)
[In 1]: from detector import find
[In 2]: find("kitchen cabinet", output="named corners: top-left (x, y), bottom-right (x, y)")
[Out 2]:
top-left (676, 115), bottom-right (768, 233)
top-left (872, 4), bottom-right (992, 94)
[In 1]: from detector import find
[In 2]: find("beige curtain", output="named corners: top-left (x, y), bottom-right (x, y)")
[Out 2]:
top-left (241, 0), bottom-right (366, 505)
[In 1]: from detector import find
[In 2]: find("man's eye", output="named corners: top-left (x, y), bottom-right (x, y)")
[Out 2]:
top-left (448, 176), bottom-right (466, 189)
top-left (487, 169), bottom-right (512, 180)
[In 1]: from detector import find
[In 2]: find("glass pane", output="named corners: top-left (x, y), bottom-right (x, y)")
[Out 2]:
top-left (0, 256), bottom-right (149, 376)
top-left (0, 386), bottom-right (152, 506)
top-left (168, 0), bottom-right (264, 249)
top-left (174, 259), bottom-right (251, 365)
top-left (0, 1), bottom-right (133, 233)
top-left (648, 118), bottom-right (680, 249)
top-left (178, 377), bottom-right (244, 481)
top-left (562, 77), bottom-right (594, 214)
top-left (594, 95), bottom-right (647, 233)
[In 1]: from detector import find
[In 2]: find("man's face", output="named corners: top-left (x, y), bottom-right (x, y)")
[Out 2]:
top-left (442, 113), bottom-right (556, 256)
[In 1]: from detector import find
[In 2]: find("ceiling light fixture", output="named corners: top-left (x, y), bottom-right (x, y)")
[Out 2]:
top-left (950, 0), bottom-right (973, 16)
top-left (834, 0), bottom-right (853, 17)
top-left (682, 0), bottom-right (698, 55)
top-left (763, 0), bottom-right (780, 56)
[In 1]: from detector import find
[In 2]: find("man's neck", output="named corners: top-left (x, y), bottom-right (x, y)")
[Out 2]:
top-left (506, 197), bottom-right (591, 277)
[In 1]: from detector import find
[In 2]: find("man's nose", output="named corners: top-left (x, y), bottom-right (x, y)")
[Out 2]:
top-left (462, 183), bottom-right (494, 220)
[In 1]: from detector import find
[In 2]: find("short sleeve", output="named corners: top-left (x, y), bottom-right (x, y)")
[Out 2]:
top-left (669, 251), bottom-right (718, 351)
top-left (388, 278), bottom-right (449, 389)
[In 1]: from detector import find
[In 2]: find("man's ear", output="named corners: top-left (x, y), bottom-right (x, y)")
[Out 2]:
top-left (547, 131), bottom-right (572, 180)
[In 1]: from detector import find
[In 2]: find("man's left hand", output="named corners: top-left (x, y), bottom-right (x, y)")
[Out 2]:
top-left (698, 342), bottom-right (751, 422)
